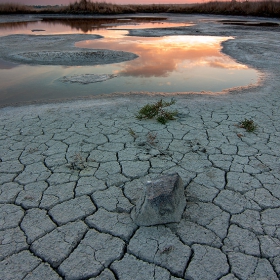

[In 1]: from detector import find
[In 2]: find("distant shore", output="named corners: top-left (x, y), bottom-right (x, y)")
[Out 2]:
top-left (0, 0), bottom-right (280, 18)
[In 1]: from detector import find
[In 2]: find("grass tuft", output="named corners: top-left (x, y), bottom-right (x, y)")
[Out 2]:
top-left (136, 99), bottom-right (178, 125)
top-left (240, 118), bottom-right (257, 132)
top-left (128, 128), bottom-right (137, 138)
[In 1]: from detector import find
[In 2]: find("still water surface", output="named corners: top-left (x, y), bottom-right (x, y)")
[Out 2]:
top-left (0, 18), bottom-right (258, 106)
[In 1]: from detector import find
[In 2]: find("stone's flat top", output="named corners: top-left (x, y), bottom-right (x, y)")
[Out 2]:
top-left (131, 173), bottom-right (186, 225)
top-left (146, 174), bottom-right (180, 199)
top-left (1, 13), bottom-right (280, 280)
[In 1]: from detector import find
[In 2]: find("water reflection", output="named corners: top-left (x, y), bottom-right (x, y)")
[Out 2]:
top-left (0, 17), bottom-right (189, 36)
top-left (0, 58), bottom-right (19, 69)
top-left (76, 36), bottom-right (245, 78)
top-left (0, 18), bottom-right (258, 106)
top-left (41, 17), bottom-right (169, 33)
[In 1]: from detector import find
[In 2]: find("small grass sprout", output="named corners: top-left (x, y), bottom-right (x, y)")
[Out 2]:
top-left (136, 99), bottom-right (178, 124)
top-left (128, 128), bottom-right (137, 138)
top-left (69, 153), bottom-right (87, 170)
top-left (240, 118), bottom-right (257, 132)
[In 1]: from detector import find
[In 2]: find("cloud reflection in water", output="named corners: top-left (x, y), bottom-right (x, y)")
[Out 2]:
top-left (76, 35), bottom-right (247, 79)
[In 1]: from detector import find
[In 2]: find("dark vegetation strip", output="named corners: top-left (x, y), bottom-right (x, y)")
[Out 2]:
top-left (0, 0), bottom-right (280, 18)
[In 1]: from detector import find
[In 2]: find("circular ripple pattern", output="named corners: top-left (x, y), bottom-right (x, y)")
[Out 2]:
top-left (8, 50), bottom-right (138, 66)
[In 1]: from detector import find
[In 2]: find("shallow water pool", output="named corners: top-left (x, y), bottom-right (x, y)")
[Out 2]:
top-left (0, 17), bottom-right (258, 106)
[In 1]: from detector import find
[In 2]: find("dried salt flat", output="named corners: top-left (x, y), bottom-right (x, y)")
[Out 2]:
top-left (60, 73), bottom-right (117, 84)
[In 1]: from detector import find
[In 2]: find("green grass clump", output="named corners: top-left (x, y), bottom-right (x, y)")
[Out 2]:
top-left (136, 99), bottom-right (178, 124)
top-left (240, 118), bottom-right (257, 132)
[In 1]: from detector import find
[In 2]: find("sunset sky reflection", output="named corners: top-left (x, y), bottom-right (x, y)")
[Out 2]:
top-left (0, 17), bottom-right (258, 106)
top-left (76, 35), bottom-right (245, 78)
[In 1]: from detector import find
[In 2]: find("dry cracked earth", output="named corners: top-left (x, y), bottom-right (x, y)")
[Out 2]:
top-left (0, 14), bottom-right (280, 280)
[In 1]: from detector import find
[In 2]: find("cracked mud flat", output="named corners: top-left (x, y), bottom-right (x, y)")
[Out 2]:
top-left (0, 14), bottom-right (280, 280)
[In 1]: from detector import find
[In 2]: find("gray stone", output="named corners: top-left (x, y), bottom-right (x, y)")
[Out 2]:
top-left (91, 186), bottom-right (133, 213)
top-left (0, 182), bottom-right (23, 203)
top-left (31, 221), bottom-right (88, 268)
top-left (185, 245), bottom-right (229, 280)
top-left (21, 208), bottom-right (56, 244)
top-left (176, 220), bottom-right (222, 248)
top-left (0, 204), bottom-right (24, 230)
top-left (90, 269), bottom-right (116, 280)
top-left (128, 226), bottom-right (191, 277)
top-left (39, 182), bottom-right (75, 209)
top-left (85, 208), bottom-right (137, 241)
top-left (58, 229), bottom-right (125, 280)
top-left (111, 254), bottom-right (171, 280)
top-left (24, 263), bottom-right (62, 280)
top-left (131, 174), bottom-right (186, 226)
top-left (0, 227), bottom-right (28, 261)
top-left (49, 195), bottom-right (96, 225)
top-left (0, 250), bottom-right (41, 280)
top-left (223, 225), bottom-right (260, 256)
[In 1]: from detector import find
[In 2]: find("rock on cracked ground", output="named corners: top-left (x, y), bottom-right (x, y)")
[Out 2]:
top-left (1, 91), bottom-right (280, 280)
top-left (1, 14), bottom-right (280, 280)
